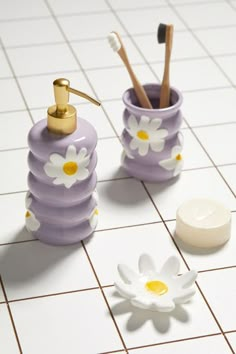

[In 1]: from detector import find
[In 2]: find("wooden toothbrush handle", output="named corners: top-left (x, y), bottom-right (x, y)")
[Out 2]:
top-left (119, 48), bottom-right (152, 109)
top-left (159, 26), bottom-right (173, 109)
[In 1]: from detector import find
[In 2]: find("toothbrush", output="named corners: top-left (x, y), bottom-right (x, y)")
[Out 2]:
top-left (157, 23), bottom-right (174, 108)
top-left (108, 31), bottom-right (152, 109)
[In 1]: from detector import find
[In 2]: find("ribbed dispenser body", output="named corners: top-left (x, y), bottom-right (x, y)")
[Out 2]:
top-left (121, 83), bottom-right (184, 182)
top-left (25, 117), bottom-right (98, 245)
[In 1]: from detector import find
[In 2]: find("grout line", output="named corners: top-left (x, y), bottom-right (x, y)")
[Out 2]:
top-left (0, 276), bottom-right (23, 353)
top-left (167, 0), bottom-right (236, 200)
top-left (0, 40), bottom-right (34, 125)
top-left (225, 330), bottom-right (236, 335)
top-left (198, 265), bottom-right (236, 273)
top-left (126, 333), bottom-right (223, 352)
top-left (81, 241), bottom-right (128, 353)
top-left (0, 190), bottom-right (28, 197)
top-left (7, 286), bottom-right (101, 304)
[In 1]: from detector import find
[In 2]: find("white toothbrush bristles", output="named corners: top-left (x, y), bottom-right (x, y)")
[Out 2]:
top-left (108, 32), bottom-right (121, 52)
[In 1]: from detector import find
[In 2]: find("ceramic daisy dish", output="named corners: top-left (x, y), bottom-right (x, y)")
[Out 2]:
top-left (114, 254), bottom-right (197, 312)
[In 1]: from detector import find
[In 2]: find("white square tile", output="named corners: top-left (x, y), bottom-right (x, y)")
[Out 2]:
top-left (10, 290), bottom-right (123, 354)
top-left (226, 332), bottom-right (236, 353)
top-left (86, 64), bottom-right (156, 101)
top-left (133, 31), bottom-right (207, 63)
top-left (0, 0), bottom-right (50, 21)
top-left (194, 27), bottom-right (236, 56)
top-left (167, 213), bottom-right (236, 272)
top-left (49, 0), bottom-right (109, 15)
top-left (0, 192), bottom-right (34, 245)
top-left (97, 137), bottom-right (127, 181)
top-left (0, 241), bottom-right (97, 301)
top-left (7, 44), bottom-right (78, 76)
top-left (117, 7), bottom-right (186, 35)
top-left (108, 0), bottom-right (167, 10)
top-left (130, 335), bottom-right (232, 354)
top-left (0, 304), bottom-right (19, 353)
top-left (0, 149), bottom-right (28, 194)
top-left (198, 268), bottom-right (236, 331)
top-left (175, 2), bottom-right (236, 29)
top-left (71, 36), bottom-right (145, 70)
top-left (215, 55), bottom-right (236, 85)
top-left (58, 12), bottom-right (125, 41)
top-left (0, 111), bottom-right (32, 151)
top-left (181, 129), bottom-right (213, 170)
top-left (76, 103), bottom-right (115, 138)
top-left (18, 71), bottom-right (93, 109)
top-left (170, 0), bottom-right (223, 3)
top-left (97, 179), bottom-right (160, 230)
top-left (146, 168), bottom-right (236, 220)
top-left (0, 79), bottom-right (25, 112)
top-left (85, 222), bottom-right (187, 286)
top-left (219, 165), bottom-right (236, 195)
top-left (104, 286), bottom-right (218, 348)
top-left (0, 49), bottom-right (12, 78)
top-left (183, 88), bottom-right (236, 127)
top-left (193, 124), bottom-right (236, 165)
top-left (151, 59), bottom-right (229, 92)
top-left (102, 99), bottom-right (125, 136)
top-left (0, 18), bottom-right (64, 47)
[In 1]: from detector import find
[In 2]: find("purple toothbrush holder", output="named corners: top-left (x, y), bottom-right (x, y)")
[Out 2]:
top-left (121, 83), bottom-right (184, 183)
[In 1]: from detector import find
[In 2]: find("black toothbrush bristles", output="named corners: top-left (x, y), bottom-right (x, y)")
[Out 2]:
top-left (157, 23), bottom-right (167, 43)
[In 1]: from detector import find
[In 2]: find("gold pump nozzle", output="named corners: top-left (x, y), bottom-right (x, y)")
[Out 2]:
top-left (47, 78), bottom-right (101, 135)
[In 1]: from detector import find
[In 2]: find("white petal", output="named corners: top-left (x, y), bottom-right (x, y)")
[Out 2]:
top-left (77, 147), bottom-right (88, 161)
top-left (93, 190), bottom-right (99, 204)
top-left (77, 167), bottom-right (89, 181)
top-left (130, 138), bottom-right (139, 151)
top-left (152, 298), bottom-right (175, 312)
top-left (138, 142), bottom-right (149, 156)
top-left (171, 145), bottom-right (182, 158)
top-left (150, 139), bottom-right (165, 153)
top-left (66, 145), bottom-right (77, 160)
top-left (128, 115), bottom-right (138, 132)
top-left (44, 162), bottom-right (58, 178)
top-left (118, 264), bottom-right (139, 284)
top-left (114, 281), bottom-right (136, 299)
top-left (159, 157), bottom-right (176, 171)
top-left (131, 296), bottom-right (152, 310)
top-left (160, 256), bottom-right (180, 277)
top-left (25, 212), bottom-right (40, 232)
top-left (173, 160), bottom-right (184, 177)
top-left (139, 115), bottom-right (150, 130)
top-left (149, 118), bottom-right (162, 131)
top-left (173, 288), bottom-right (196, 304)
top-left (151, 128), bottom-right (168, 140)
top-left (89, 212), bottom-right (98, 229)
top-left (138, 254), bottom-right (156, 275)
top-left (177, 270), bottom-right (198, 288)
top-left (79, 156), bottom-right (90, 168)
top-left (49, 153), bottom-right (64, 165)
top-left (64, 177), bottom-right (77, 189)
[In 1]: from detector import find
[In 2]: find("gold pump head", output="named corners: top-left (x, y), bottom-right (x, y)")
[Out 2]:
top-left (47, 78), bottom-right (101, 135)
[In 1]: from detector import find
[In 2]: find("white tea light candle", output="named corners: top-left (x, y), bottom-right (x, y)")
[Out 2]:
top-left (176, 199), bottom-right (231, 248)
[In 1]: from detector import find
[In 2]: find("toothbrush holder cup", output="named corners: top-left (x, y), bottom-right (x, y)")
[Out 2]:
top-left (121, 83), bottom-right (184, 182)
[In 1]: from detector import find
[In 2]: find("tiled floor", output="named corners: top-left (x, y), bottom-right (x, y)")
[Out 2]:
top-left (0, 0), bottom-right (236, 353)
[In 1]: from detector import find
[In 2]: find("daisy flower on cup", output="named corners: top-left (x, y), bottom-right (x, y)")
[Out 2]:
top-left (159, 145), bottom-right (183, 177)
top-left (89, 207), bottom-right (99, 229)
top-left (127, 115), bottom-right (168, 156)
top-left (25, 192), bottom-right (40, 232)
top-left (115, 254), bottom-right (197, 312)
top-left (44, 145), bottom-right (90, 189)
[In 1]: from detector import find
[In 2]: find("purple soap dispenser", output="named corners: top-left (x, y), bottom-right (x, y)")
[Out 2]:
top-left (25, 78), bottom-right (101, 245)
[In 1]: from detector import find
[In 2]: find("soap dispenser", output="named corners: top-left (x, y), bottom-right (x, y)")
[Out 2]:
top-left (25, 78), bottom-right (101, 245)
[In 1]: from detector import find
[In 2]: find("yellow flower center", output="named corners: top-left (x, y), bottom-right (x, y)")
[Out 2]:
top-left (63, 161), bottom-right (78, 175)
top-left (145, 280), bottom-right (168, 296)
top-left (176, 154), bottom-right (182, 161)
top-left (137, 130), bottom-right (149, 140)
top-left (25, 211), bottom-right (31, 218)
top-left (94, 209), bottom-right (99, 216)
